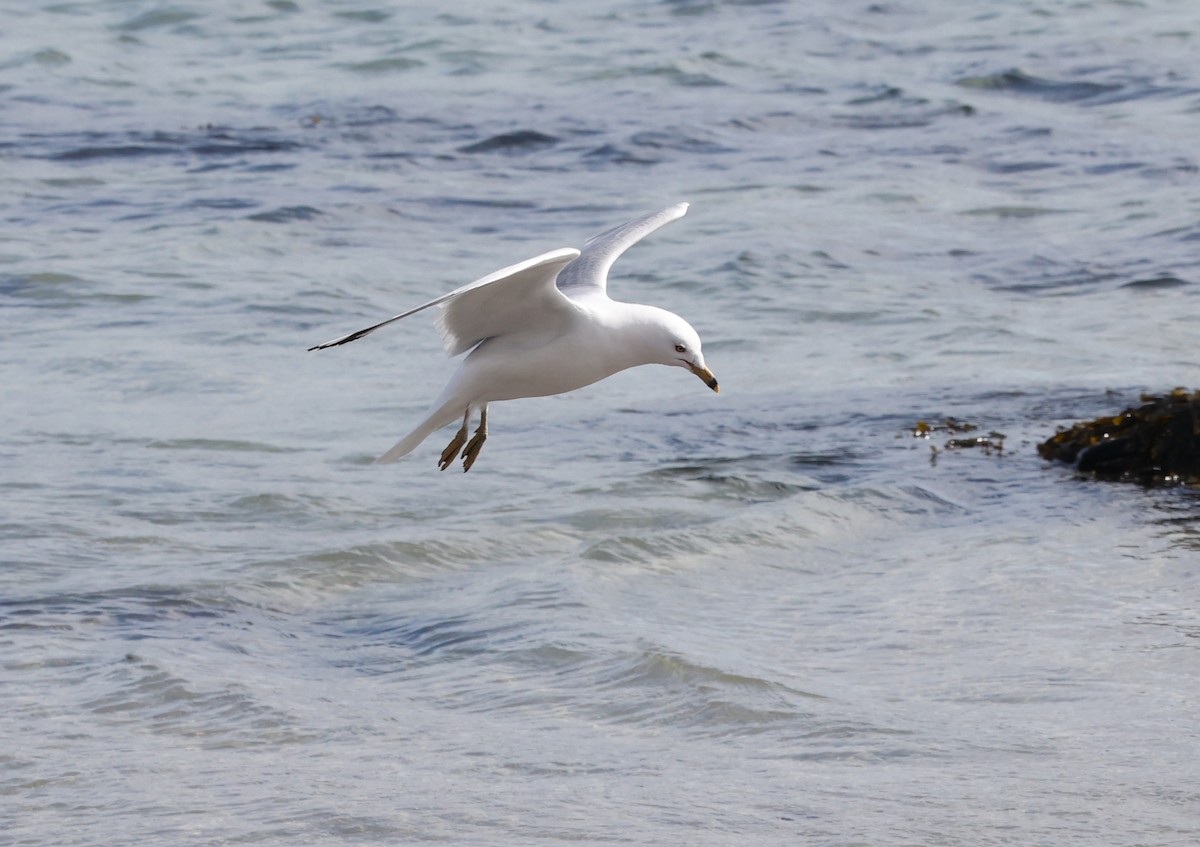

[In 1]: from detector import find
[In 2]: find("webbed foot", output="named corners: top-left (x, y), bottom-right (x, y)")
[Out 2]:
top-left (439, 411), bottom-right (470, 471)
top-left (461, 430), bottom-right (487, 472)
top-left (438, 432), bottom-right (465, 470)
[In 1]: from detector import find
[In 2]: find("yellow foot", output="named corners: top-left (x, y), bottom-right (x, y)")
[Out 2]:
top-left (439, 431), bottom-right (466, 471)
top-left (461, 432), bottom-right (487, 472)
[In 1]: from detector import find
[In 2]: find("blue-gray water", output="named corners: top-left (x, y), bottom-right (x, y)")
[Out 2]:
top-left (4, 2), bottom-right (1200, 844)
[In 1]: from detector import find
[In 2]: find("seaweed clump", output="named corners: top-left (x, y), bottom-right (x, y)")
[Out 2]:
top-left (1038, 389), bottom-right (1200, 486)
top-left (911, 417), bottom-right (1006, 465)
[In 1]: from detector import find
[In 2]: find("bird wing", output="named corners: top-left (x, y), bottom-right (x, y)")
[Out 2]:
top-left (554, 202), bottom-right (689, 300)
top-left (308, 247), bottom-right (580, 354)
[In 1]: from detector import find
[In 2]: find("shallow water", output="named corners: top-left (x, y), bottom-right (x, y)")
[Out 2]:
top-left (4, 1), bottom-right (1200, 844)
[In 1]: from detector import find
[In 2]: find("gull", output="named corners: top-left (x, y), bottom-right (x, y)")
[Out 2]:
top-left (309, 202), bottom-right (718, 471)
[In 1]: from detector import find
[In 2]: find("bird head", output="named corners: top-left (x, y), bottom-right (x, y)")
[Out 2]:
top-left (649, 309), bottom-right (719, 393)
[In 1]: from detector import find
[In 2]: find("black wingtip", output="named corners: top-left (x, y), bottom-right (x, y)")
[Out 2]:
top-left (307, 332), bottom-right (359, 351)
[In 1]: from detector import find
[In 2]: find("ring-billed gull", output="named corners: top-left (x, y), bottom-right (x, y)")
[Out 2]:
top-left (309, 202), bottom-right (718, 471)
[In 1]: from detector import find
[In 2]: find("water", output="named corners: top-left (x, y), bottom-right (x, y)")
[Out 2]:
top-left (4, 1), bottom-right (1200, 844)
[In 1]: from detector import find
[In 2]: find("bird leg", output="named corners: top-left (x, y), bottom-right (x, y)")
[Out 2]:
top-left (461, 405), bottom-right (488, 472)
top-left (439, 410), bottom-right (470, 471)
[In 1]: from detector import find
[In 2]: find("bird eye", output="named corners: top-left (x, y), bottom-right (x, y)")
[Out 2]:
top-left (674, 344), bottom-right (687, 353)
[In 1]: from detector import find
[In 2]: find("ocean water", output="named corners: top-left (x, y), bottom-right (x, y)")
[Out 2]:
top-left (4, 1), bottom-right (1200, 844)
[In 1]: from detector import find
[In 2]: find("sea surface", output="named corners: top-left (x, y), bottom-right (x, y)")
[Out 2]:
top-left (4, 1), bottom-right (1200, 844)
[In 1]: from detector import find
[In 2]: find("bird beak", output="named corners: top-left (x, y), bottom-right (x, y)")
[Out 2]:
top-left (689, 363), bottom-right (720, 393)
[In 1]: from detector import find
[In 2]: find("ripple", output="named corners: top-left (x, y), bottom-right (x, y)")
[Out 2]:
top-left (640, 462), bottom-right (819, 503)
top-left (46, 128), bottom-right (306, 161)
top-left (458, 130), bottom-right (560, 154)
top-left (837, 85), bottom-right (975, 129)
top-left (82, 655), bottom-right (314, 747)
top-left (581, 647), bottom-right (823, 735)
top-left (973, 256), bottom-right (1189, 296)
top-left (32, 48), bottom-right (71, 67)
top-left (340, 612), bottom-right (523, 663)
top-left (0, 272), bottom-right (153, 310)
top-left (581, 62), bottom-right (727, 88)
top-left (1121, 274), bottom-right (1191, 290)
top-left (336, 57), bottom-right (423, 74)
top-left (0, 586), bottom-right (235, 633)
top-left (956, 68), bottom-right (1123, 103)
top-left (961, 205), bottom-right (1070, 219)
top-left (629, 128), bottom-right (735, 154)
top-left (115, 9), bottom-right (201, 32)
top-left (145, 438), bottom-right (299, 453)
top-left (246, 205), bottom-right (323, 222)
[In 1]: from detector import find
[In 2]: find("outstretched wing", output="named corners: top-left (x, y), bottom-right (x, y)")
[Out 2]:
top-left (554, 202), bottom-right (689, 300)
top-left (308, 247), bottom-right (580, 353)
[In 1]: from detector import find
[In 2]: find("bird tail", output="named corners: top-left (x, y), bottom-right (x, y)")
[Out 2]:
top-left (375, 401), bottom-right (462, 464)
top-left (375, 430), bottom-right (431, 465)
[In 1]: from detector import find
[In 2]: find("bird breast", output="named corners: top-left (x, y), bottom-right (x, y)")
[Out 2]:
top-left (461, 314), bottom-right (640, 403)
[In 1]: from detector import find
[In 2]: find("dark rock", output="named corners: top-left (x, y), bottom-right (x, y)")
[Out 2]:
top-left (1038, 389), bottom-right (1200, 485)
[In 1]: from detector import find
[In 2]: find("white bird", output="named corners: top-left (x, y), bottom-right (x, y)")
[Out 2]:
top-left (309, 202), bottom-right (718, 472)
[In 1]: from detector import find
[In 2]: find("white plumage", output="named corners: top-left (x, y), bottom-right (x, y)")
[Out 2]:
top-left (310, 202), bottom-right (718, 472)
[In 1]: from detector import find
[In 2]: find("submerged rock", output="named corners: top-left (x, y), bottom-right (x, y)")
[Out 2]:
top-left (1038, 389), bottom-right (1200, 485)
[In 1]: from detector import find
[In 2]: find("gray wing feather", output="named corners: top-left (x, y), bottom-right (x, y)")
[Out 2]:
top-left (555, 202), bottom-right (689, 299)
top-left (308, 247), bottom-right (580, 353)
top-left (435, 249), bottom-right (580, 356)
